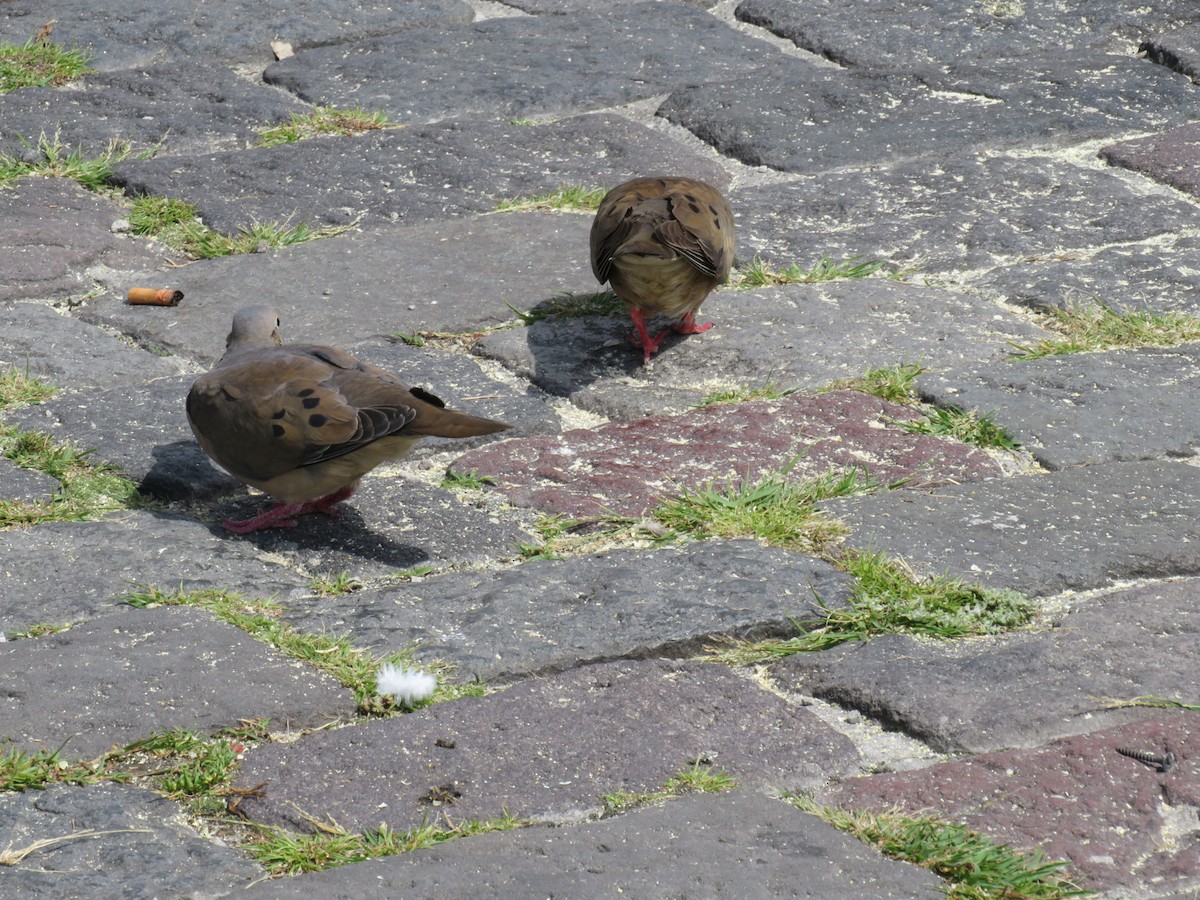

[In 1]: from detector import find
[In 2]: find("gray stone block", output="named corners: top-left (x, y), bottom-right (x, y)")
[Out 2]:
top-left (281, 539), bottom-right (853, 681)
top-left (918, 347), bottom-right (1200, 469)
top-left (0, 606), bottom-right (354, 758)
top-left (0, 0), bottom-right (472, 71)
top-left (0, 302), bottom-right (184, 391)
top-left (661, 53), bottom-right (1196, 173)
top-left (824, 459), bottom-right (1200, 597)
top-left (0, 60), bottom-right (307, 159)
top-left (0, 510), bottom-right (312, 635)
top-left (244, 791), bottom-right (942, 899)
top-left (732, 155), bottom-right (1200, 275)
top-left (0, 179), bottom-right (174, 305)
top-left (231, 659), bottom-right (860, 833)
top-left (1141, 25), bottom-right (1200, 81)
top-left (0, 457), bottom-right (59, 505)
top-left (778, 578), bottom-right (1200, 753)
top-left (83, 212), bottom-right (599, 362)
top-left (474, 280), bottom-right (1048, 419)
top-left (0, 783), bottom-right (261, 897)
top-left (262, 4), bottom-right (773, 123)
top-left (1101, 121), bottom-right (1200, 199)
top-left (107, 113), bottom-right (729, 236)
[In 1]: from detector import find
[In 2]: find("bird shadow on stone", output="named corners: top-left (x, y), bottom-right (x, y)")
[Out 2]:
top-left (206, 497), bottom-right (434, 573)
top-left (141, 440), bottom-right (243, 503)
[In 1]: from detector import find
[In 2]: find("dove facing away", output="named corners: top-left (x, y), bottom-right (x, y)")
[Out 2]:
top-left (187, 305), bottom-right (511, 534)
top-left (590, 176), bottom-right (735, 363)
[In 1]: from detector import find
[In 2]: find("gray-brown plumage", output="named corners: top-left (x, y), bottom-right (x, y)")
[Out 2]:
top-left (187, 305), bottom-right (510, 533)
top-left (590, 176), bottom-right (735, 363)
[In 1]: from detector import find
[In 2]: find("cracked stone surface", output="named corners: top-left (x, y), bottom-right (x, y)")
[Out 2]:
top-left (231, 659), bottom-right (861, 834)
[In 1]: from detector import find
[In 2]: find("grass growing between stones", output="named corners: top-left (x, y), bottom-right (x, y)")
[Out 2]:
top-left (516, 513), bottom-right (676, 561)
top-left (255, 105), bottom-right (398, 147)
top-left (0, 130), bottom-right (134, 190)
top-left (441, 469), bottom-right (497, 491)
top-left (245, 813), bottom-right (527, 876)
top-left (494, 185), bottom-right (607, 213)
top-left (308, 571), bottom-right (362, 597)
top-left (822, 363), bottom-right (925, 404)
top-left (790, 795), bottom-right (1089, 899)
top-left (121, 586), bottom-right (481, 713)
top-left (0, 368), bottom-right (142, 526)
top-left (507, 289), bottom-right (625, 324)
top-left (652, 464), bottom-right (880, 557)
top-left (734, 254), bottom-right (884, 289)
top-left (1011, 302), bottom-right (1200, 359)
top-left (0, 38), bottom-right (90, 92)
top-left (127, 195), bottom-right (352, 259)
top-left (600, 762), bottom-right (736, 816)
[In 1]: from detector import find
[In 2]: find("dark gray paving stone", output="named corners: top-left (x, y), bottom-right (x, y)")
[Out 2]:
top-left (0, 0), bottom-right (472, 71)
top-left (263, 4), bottom-right (774, 124)
top-left (0, 510), bottom-right (312, 635)
top-left (918, 347), bottom-right (1200, 470)
top-left (0, 60), bottom-right (307, 159)
top-left (0, 783), bottom-right (260, 897)
top-left (453, 391), bottom-right (1002, 519)
top-left (661, 53), bottom-right (1196, 173)
top-left (475, 280), bottom-right (1048, 419)
top-left (106, 113), bottom-right (730, 236)
top-left (822, 715), bottom-right (1200, 894)
top-left (504, 0), bottom-right (718, 11)
top-left (975, 236), bottom-right (1200, 316)
top-left (732, 154), bottom-right (1200, 274)
top-left (84, 211), bottom-right (598, 362)
top-left (0, 457), bottom-right (59, 504)
top-left (1101, 122), bottom-right (1200, 199)
top-left (213, 475), bottom-right (530, 581)
top-left (735, 0), bottom-right (1200, 70)
top-left (231, 658), bottom-right (860, 833)
top-left (825, 460), bottom-right (1200, 598)
top-left (282, 540), bottom-right (851, 681)
top-left (245, 791), bottom-right (943, 899)
top-left (0, 606), bottom-right (353, 758)
top-left (1143, 25), bottom-right (1200, 81)
top-left (0, 179), bottom-right (174, 304)
top-left (0, 302), bottom-right (183, 390)
top-left (776, 578), bottom-right (1200, 754)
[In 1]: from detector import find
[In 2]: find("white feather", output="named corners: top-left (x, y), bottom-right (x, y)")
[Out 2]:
top-left (375, 663), bottom-right (437, 705)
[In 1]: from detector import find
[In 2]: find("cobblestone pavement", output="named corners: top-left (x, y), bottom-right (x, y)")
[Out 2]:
top-left (3, 2), bottom-right (1200, 897)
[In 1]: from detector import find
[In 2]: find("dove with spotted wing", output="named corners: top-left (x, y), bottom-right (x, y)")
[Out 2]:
top-left (187, 305), bottom-right (510, 534)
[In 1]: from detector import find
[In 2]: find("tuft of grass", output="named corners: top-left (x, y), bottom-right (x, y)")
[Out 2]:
top-left (5, 622), bottom-right (72, 640)
top-left (790, 795), bottom-right (1088, 899)
top-left (309, 571), bottom-right (361, 597)
top-left (441, 470), bottom-right (496, 491)
top-left (0, 38), bottom-right (90, 93)
top-left (652, 463), bottom-right (881, 557)
top-left (897, 406), bottom-right (1021, 451)
top-left (255, 105), bottom-right (397, 147)
top-left (507, 289), bottom-right (625, 325)
top-left (1011, 302), bottom-right (1200, 359)
top-left (714, 551), bottom-right (1034, 662)
top-left (602, 762), bottom-right (736, 815)
top-left (122, 586), bottom-right (470, 712)
top-left (693, 380), bottom-right (797, 408)
top-left (494, 185), bottom-right (607, 213)
top-left (393, 332), bottom-right (426, 347)
top-left (247, 814), bottom-right (526, 876)
top-left (0, 130), bottom-right (133, 190)
top-left (0, 740), bottom-right (115, 792)
top-left (0, 367), bottom-right (57, 408)
top-left (1097, 694), bottom-right (1200, 713)
top-left (0, 424), bottom-right (142, 528)
top-left (127, 196), bottom-right (351, 259)
top-left (822, 363), bottom-right (925, 404)
top-left (734, 254), bottom-right (883, 290)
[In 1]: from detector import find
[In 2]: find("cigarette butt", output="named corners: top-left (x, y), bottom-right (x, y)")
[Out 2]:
top-left (127, 288), bottom-right (184, 306)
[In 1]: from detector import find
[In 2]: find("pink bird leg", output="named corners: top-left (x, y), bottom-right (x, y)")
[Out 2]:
top-left (222, 485), bottom-right (358, 534)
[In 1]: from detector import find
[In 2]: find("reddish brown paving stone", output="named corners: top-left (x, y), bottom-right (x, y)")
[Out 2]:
top-left (451, 391), bottom-right (1003, 518)
top-left (820, 715), bottom-right (1200, 894)
top-left (1101, 122), bottom-right (1200, 199)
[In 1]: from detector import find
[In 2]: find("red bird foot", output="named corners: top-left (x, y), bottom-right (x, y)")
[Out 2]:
top-left (222, 485), bottom-right (358, 534)
top-left (670, 311), bottom-right (713, 335)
